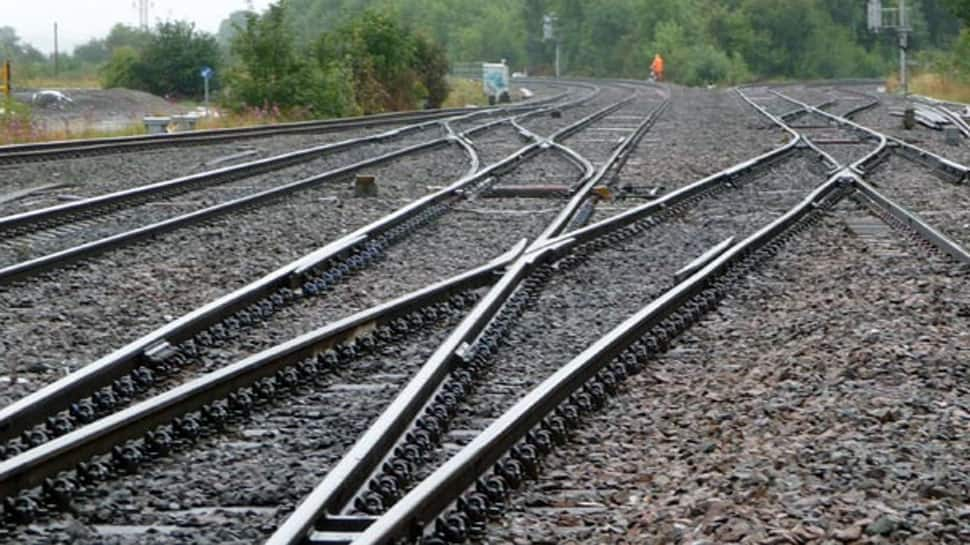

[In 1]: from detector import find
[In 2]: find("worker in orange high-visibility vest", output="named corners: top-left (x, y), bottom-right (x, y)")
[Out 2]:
top-left (651, 54), bottom-right (665, 82)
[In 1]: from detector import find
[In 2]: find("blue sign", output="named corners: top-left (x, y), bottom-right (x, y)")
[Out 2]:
top-left (200, 67), bottom-right (214, 80)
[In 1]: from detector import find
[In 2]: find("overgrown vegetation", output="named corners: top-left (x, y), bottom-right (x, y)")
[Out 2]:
top-left (244, 0), bottom-right (964, 86)
top-left (223, 2), bottom-right (449, 117)
top-left (100, 22), bottom-right (221, 98)
top-left (3, 0), bottom-right (970, 124)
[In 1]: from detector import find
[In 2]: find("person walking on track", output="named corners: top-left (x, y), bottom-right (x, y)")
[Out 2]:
top-left (651, 53), bottom-right (665, 82)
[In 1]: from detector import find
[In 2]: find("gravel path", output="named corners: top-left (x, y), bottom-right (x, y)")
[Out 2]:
top-left (485, 199), bottom-right (970, 545)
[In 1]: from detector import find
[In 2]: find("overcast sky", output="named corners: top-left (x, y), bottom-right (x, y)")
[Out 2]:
top-left (4, 0), bottom-right (275, 54)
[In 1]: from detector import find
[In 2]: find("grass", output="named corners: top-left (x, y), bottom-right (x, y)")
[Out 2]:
top-left (0, 117), bottom-right (147, 146)
top-left (886, 72), bottom-right (970, 103)
top-left (20, 76), bottom-right (101, 89)
top-left (0, 102), bottom-right (318, 146)
top-left (443, 78), bottom-right (489, 108)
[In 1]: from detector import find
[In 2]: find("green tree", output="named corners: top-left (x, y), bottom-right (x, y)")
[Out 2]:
top-left (942, 0), bottom-right (970, 22)
top-left (414, 34), bottom-right (449, 108)
top-left (73, 38), bottom-right (109, 65)
top-left (136, 21), bottom-right (221, 97)
top-left (100, 46), bottom-right (144, 89)
top-left (104, 24), bottom-right (153, 54)
top-left (227, 1), bottom-right (357, 116)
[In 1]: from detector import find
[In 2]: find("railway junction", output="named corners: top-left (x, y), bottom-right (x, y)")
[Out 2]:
top-left (0, 79), bottom-right (967, 545)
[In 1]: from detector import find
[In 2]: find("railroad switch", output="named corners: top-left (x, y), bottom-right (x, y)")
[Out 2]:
top-left (355, 175), bottom-right (378, 197)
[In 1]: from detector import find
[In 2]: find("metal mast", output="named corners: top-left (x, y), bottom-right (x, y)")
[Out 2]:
top-left (136, 0), bottom-right (151, 29)
top-left (898, 0), bottom-right (909, 95)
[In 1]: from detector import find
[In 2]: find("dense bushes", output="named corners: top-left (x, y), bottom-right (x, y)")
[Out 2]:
top-left (223, 2), bottom-right (450, 116)
top-left (100, 22), bottom-right (220, 98)
top-left (261, 0), bottom-right (964, 86)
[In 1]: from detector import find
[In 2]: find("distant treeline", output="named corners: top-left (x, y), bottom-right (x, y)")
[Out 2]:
top-left (2, 0), bottom-right (969, 107)
top-left (255, 0), bottom-right (967, 85)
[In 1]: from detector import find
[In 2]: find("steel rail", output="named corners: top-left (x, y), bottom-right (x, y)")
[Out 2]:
top-left (0, 90), bottom-right (571, 165)
top-left (347, 172), bottom-right (853, 545)
top-left (854, 179), bottom-right (970, 265)
top-left (0, 241), bottom-right (529, 499)
top-left (0, 82), bottom-right (610, 444)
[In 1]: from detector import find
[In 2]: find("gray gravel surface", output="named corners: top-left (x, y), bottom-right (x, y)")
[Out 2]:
top-left (490, 149), bottom-right (582, 187)
top-left (0, 301), bottom-right (477, 545)
top-left (596, 86), bottom-right (785, 222)
top-left (413, 153), bottom-right (827, 481)
top-left (468, 123), bottom-right (533, 167)
top-left (0, 144), bottom-right (472, 407)
top-left (485, 200), bottom-right (970, 545)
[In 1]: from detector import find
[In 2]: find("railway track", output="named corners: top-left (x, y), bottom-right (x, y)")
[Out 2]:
top-left (1, 80), bottom-right (968, 545)
top-left (0, 80), bottom-right (673, 539)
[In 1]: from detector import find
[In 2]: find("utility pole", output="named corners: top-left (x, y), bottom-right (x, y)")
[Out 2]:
top-left (135, 0), bottom-right (152, 29)
top-left (898, 0), bottom-right (909, 96)
top-left (53, 22), bottom-right (59, 77)
top-left (544, 13), bottom-right (560, 79)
